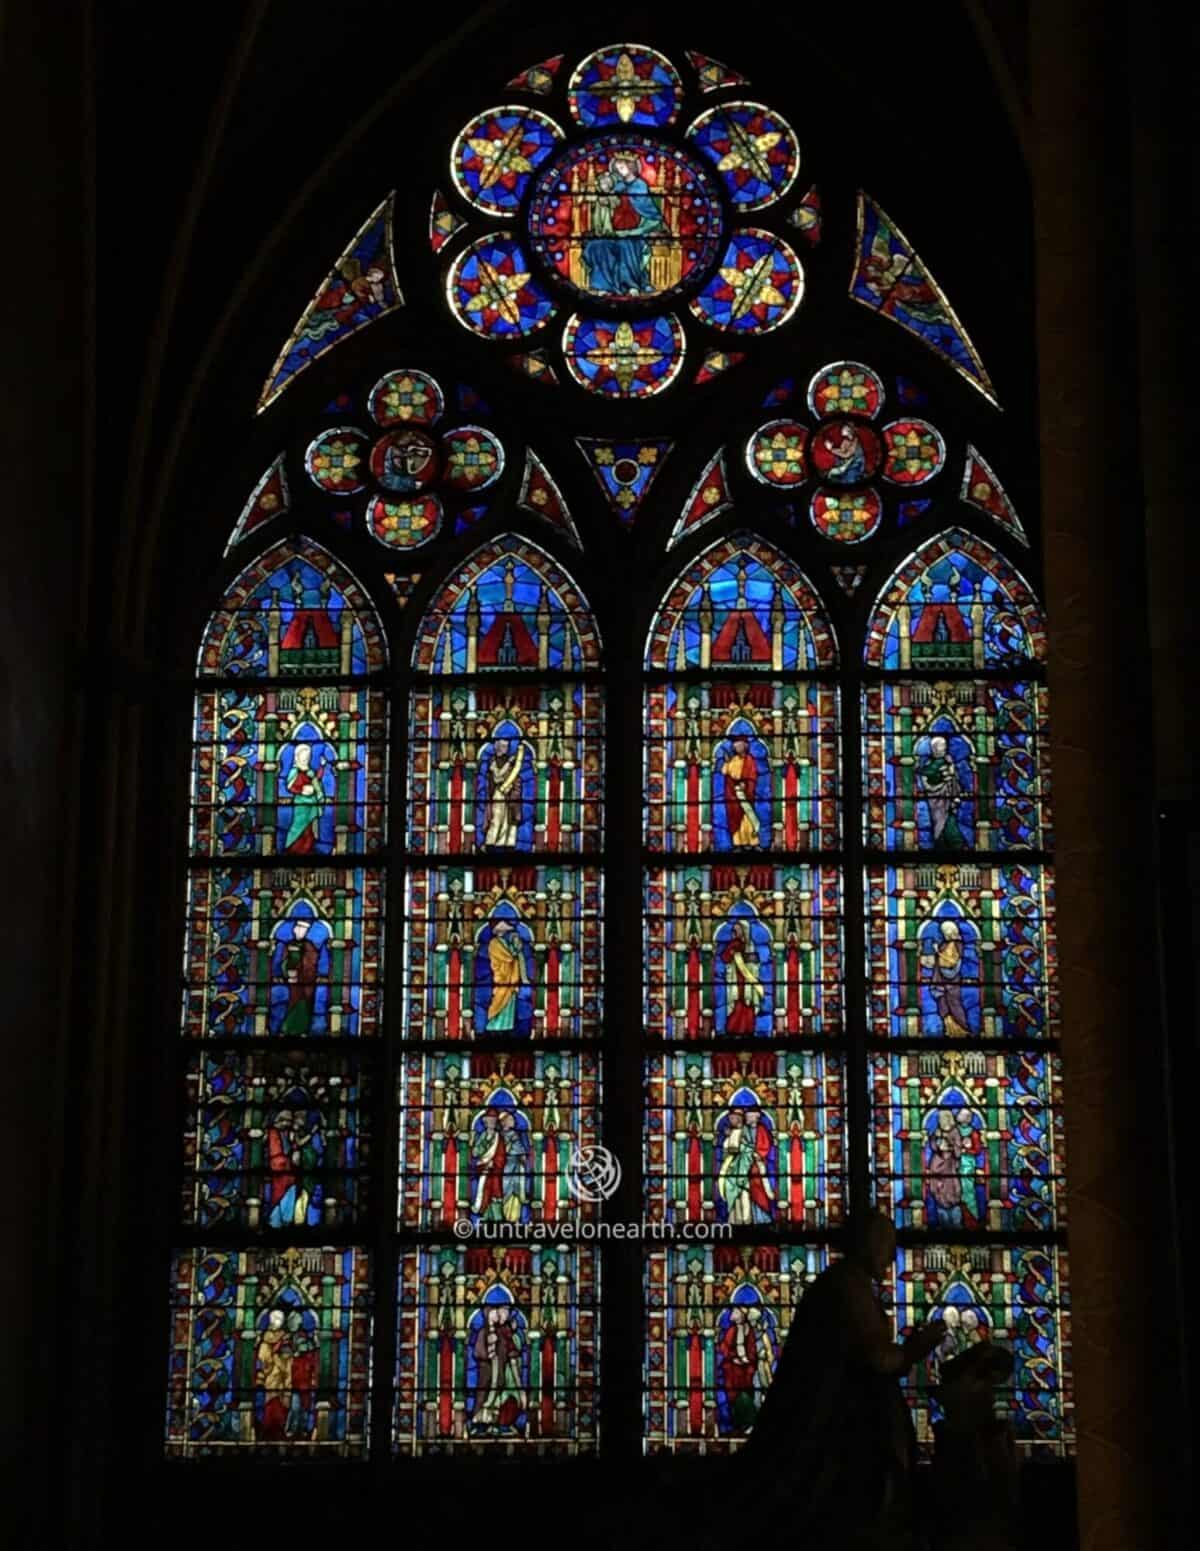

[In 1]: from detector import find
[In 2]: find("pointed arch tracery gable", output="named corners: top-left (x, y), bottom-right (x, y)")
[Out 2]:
top-left (412, 532), bottom-right (602, 674)
top-left (198, 535), bottom-right (388, 678)
top-left (645, 531), bottom-right (837, 672)
top-left (863, 526), bottom-right (1047, 671)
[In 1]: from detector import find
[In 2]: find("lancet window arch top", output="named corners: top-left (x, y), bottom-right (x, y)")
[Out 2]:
top-left (165, 33), bottom-right (1072, 1470)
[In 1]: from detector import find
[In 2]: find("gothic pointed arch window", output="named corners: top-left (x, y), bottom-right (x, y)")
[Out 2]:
top-left (165, 32), bottom-right (1072, 1471)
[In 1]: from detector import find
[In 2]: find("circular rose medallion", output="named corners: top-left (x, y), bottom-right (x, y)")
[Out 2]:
top-left (527, 136), bottom-right (723, 308)
top-left (451, 106), bottom-right (562, 215)
top-left (563, 313), bottom-right (684, 398)
top-left (447, 234), bottom-right (555, 340)
top-left (368, 493), bottom-right (443, 549)
top-left (882, 418), bottom-right (947, 485)
top-left (746, 420), bottom-right (809, 488)
top-left (687, 101), bottom-right (800, 211)
top-left (368, 369), bottom-right (444, 428)
top-left (810, 488), bottom-right (883, 544)
top-left (807, 361), bottom-right (885, 420)
top-left (567, 45), bottom-right (683, 129)
top-left (441, 425), bottom-right (505, 492)
top-left (305, 427), bottom-right (370, 494)
top-left (808, 419), bottom-right (884, 484)
top-left (688, 229), bottom-right (803, 334)
top-left (370, 428), bottom-right (440, 494)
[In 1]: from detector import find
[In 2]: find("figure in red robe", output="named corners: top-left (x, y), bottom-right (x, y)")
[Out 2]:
top-left (719, 920), bottom-right (764, 1035)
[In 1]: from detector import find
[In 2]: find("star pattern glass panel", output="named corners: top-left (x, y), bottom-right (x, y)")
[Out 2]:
top-left (189, 687), bottom-right (387, 857)
top-left (182, 1049), bottom-right (370, 1229)
top-left (644, 1051), bottom-right (845, 1228)
top-left (863, 679), bottom-right (1054, 851)
top-left (182, 866), bottom-right (385, 1039)
top-left (866, 862), bottom-right (1058, 1041)
top-left (397, 1051), bottom-right (601, 1228)
top-left (643, 680), bottom-right (839, 852)
top-left (567, 44), bottom-right (682, 128)
top-left (394, 1245), bottom-right (599, 1453)
top-left (403, 866), bottom-right (603, 1042)
top-left (869, 1049), bottom-right (1066, 1233)
top-left (407, 683), bottom-right (604, 855)
top-left (166, 1247), bottom-right (372, 1455)
top-left (447, 234), bottom-right (556, 340)
top-left (563, 313), bottom-right (685, 398)
top-left (644, 865), bottom-right (844, 1039)
top-left (688, 229), bottom-right (803, 334)
top-left (451, 106), bottom-right (562, 215)
top-left (687, 102), bottom-right (799, 210)
top-left (643, 1244), bottom-right (827, 1453)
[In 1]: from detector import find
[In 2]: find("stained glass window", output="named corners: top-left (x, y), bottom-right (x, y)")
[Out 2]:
top-left (174, 34), bottom-right (1073, 1479)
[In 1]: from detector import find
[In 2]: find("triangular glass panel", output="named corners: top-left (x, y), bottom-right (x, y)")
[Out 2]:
top-left (518, 449), bottom-right (582, 548)
top-left (685, 49), bottom-right (749, 92)
top-left (788, 185), bottom-right (822, 246)
top-left (508, 350), bottom-right (561, 387)
top-left (577, 439), bottom-right (673, 526)
top-left (455, 504), bottom-right (490, 535)
top-left (223, 455), bottom-right (289, 555)
top-left (429, 190), bottom-right (467, 254)
top-left (667, 449), bottom-right (733, 550)
top-left (384, 571), bottom-right (423, 608)
top-left (506, 55), bottom-right (564, 94)
top-left (762, 378), bottom-right (795, 408)
top-left (694, 349), bottom-right (746, 386)
top-left (831, 565), bottom-right (867, 596)
top-left (961, 445), bottom-right (1029, 545)
top-left (257, 195), bottom-right (403, 413)
top-left (456, 383), bottom-right (491, 416)
top-left (898, 498), bottom-right (933, 526)
top-left (851, 194), bottom-right (998, 406)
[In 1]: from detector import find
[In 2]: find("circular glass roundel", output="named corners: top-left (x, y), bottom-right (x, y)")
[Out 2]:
top-left (441, 425), bottom-right (505, 492)
top-left (687, 101), bottom-right (799, 210)
top-left (370, 428), bottom-right (439, 494)
top-left (563, 312), bottom-right (685, 399)
top-left (809, 420), bottom-right (884, 484)
top-left (305, 427), bottom-right (370, 494)
top-left (810, 488), bottom-right (883, 544)
top-left (526, 135), bottom-right (724, 308)
top-left (688, 229), bottom-right (803, 334)
top-left (807, 361), bottom-right (885, 421)
top-left (368, 493), bottom-right (443, 549)
top-left (882, 419), bottom-right (947, 485)
top-left (746, 420), bottom-right (809, 488)
top-left (567, 44), bottom-right (683, 129)
top-left (368, 369), bottom-right (444, 428)
top-left (451, 106), bottom-right (562, 215)
top-left (447, 234), bottom-right (555, 339)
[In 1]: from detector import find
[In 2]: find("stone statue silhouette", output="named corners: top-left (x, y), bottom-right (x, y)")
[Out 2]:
top-left (731, 1208), bottom-right (947, 1551)
top-left (930, 1341), bottom-right (1019, 1551)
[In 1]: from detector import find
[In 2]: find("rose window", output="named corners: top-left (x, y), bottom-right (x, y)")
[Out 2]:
top-left (440, 43), bottom-right (805, 399)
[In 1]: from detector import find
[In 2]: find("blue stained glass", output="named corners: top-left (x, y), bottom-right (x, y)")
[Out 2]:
top-left (199, 539), bottom-right (386, 679)
top-left (447, 234), bottom-right (556, 340)
top-left (413, 535), bottom-right (602, 674)
top-left (867, 862), bottom-right (1058, 1041)
top-left (451, 106), bottom-right (562, 215)
top-left (564, 314), bottom-right (685, 398)
top-left (645, 533), bottom-right (836, 672)
top-left (688, 230), bottom-right (803, 334)
top-left (687, 102), bottom-right (800, 210)
top-left (865, 529), bottom-right (1046, 670)
top-left (567, 45), bottom-right (683, 128)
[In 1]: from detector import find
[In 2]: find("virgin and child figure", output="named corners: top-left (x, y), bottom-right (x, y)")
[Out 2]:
top-left (583, 153), bottom-right (666, 297)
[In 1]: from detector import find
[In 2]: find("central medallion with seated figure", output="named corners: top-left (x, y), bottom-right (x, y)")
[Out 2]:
top-left (526, 134), bottom-right (725, 307)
